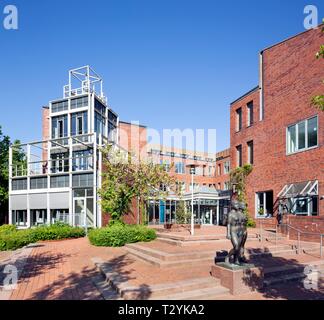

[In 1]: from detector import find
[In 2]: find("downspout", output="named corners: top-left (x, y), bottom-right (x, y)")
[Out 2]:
top-left (259, 51), bottom-right (264, 121)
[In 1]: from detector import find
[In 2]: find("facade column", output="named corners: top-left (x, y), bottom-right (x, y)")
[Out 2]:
top-left (69, 136), bottom-right (73, 226)
top-left (97, 134), bottom-right (103, 228)
top-left (216, 199), bottom-right (220, 226)
top-left (8, 145), bottom-right (13, 225)
top-left (93, 133), bottom-right (98, 229)
top-left (26, 144), bottom-right (31, 228)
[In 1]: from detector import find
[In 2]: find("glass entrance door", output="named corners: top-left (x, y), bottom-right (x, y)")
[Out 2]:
top-left (74, 198), bottom-right (85, 227)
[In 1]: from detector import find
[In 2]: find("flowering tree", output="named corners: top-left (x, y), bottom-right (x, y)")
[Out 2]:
top-left (99, 145), bottom-right (178, 225)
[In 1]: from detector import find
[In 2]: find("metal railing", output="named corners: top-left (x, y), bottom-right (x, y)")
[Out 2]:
top-left (258, 220), bottom-right (324, 258)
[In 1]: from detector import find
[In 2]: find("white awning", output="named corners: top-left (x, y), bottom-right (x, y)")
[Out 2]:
top-left (277, 180), bottom-right (318, 198)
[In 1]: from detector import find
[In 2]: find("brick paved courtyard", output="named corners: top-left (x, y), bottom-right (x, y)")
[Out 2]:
top-left (0, 226), bottom-right (324, 300)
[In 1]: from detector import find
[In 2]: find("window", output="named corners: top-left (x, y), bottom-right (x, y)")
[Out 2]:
top-left (95, 99), bottom-right (107, 116)
top-left (218, 183), bottom-right (222, 190)
top-left (52, 100), bottom-right (68, 113)
top-left (30, 177), bottom-right (47, 189)
top-left (12, 179), bottom-right (27, 190)
top-left (175, 162), bottom-right (185, 174)
top-left (247, 141), bottom-right (254, 165)
top-left (52, 115), bottom-right (68, 139)
top-left (236, 108), bottom-right (242, 132)
top-left (50, 175), bottom-right (69, 188)
top-left (287, 116), bottom-right (318, 154)
top-left (247, 101), bottom-right (254, 127)
top-left (160, 160), bottom-right (170, 172)
top-left (224, 181), bottom-right (230, 190)
top-left (288, 197), bottom-right (318, 216)
top-left (72, 150), bottom-right (93, 171)
top-left (51, 153), bottom-right (69, 173)
top-left (256, 191), bottom-right (274, 217)
top-left (217, 164), bottom-right (222, 176)
top-left (12, 210), bottom-right (27, 227)
top-left (71, 112), bottom-right (88, 136)
top-left (236, 145), bottom-right (242, 167)
top-left (72, 174), bottom-right (93, 188)
top-left (71, 96), bottom-right (88, 109)
top-left (224, 161), bottom-right (230, 174)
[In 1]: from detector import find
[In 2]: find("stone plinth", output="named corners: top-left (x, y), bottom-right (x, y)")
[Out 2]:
top-left (211, 263), bottom-right (264, 295)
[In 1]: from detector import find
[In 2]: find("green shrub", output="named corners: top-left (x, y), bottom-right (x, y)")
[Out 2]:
top-left (29, 223), bottom-right (85, 241)
top-left (247, 217), bottom-right (256, 228)
top-left (0, 223), bottom-right (86, 251)
top-left (0, 224), bottom-right (17, 234)
top-left (0, 230), bottom-right (35, 251)
top-left (88, 224), bottom-right (157, 247)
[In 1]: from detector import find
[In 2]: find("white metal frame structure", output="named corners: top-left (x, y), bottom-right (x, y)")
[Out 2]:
top-left (9, 67), bottom-right (119, 229)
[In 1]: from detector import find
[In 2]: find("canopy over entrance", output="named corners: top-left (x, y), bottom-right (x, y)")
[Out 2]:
top-left (277, 180), bottom-right (318, 199)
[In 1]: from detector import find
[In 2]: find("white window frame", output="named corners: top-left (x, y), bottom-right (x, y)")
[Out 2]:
top-left (286, 116), bottom-right (318, 155)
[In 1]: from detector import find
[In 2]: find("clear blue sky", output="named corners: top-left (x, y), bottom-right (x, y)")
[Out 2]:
top-left (0, 0), bottom-right (323, 152)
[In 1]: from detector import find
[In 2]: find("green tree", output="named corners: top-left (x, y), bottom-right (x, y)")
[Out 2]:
top-left (0, 126), bottom-right (25, 224)
top-left (312, 21), bottom-right (324, 111)
top-left (99, 145), bottom-right (178, 225)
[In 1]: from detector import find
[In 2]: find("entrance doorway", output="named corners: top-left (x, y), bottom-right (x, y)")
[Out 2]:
top-left (73, 197), bottom-right (94, 227)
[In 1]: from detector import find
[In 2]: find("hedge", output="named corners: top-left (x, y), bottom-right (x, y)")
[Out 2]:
top-left (0, 223), bottom-right (86, 251)
top-left (88, 224), bottom-right (157, 247)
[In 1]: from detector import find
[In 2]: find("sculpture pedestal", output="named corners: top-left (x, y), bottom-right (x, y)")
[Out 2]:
top-left (211, 263), bottom-right (264, 295)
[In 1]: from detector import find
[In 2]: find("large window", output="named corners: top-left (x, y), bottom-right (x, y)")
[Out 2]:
top-left (72, 150), bottom-right (93, 171)
top-left (95, 112), bottom-right (106, 137)
top-left (12, 210), bottom-right (27, 227)
top-left (236, 145), bottom-right (242, 167)
top-left (71, 96), bottom-right (88, 109)
top-left (50, 175), bottom-right (69, 188)
top-left (72, 174), bottom-right (93, 188)
top-left (71, 112), bottom-right (88, 136)
top-left (12, 178), bottom-right (27, 191)
top-left (247, 101), bottom-right (254, 127)
top-left (288, 197), bottom-right (318, 216)
top-left (236, 108), bottom-right (242, 132)
top-left (256, 191), bottom-right (274, 217)
top-left (52, 100), bottom-right (68, 113)
top-left (175, 162), bottom-right (185, 174)
top-left (30, 177), bottom-right (48, 189)
top-left (52, 115), bottom-right (68, 139)
top-left (287, 116), bottom-right (318, 154)
top-left (247, 140), bottom-right (254, 165)
top-left (51, 153), bottom-right (69, 173)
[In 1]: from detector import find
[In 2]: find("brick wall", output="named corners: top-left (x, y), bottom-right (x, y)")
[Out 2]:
top-left (231, 27), bottom-right (324, 221)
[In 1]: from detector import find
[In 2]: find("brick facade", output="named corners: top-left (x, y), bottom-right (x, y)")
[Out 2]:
top-left (230, 27), bottom-right (324, 223)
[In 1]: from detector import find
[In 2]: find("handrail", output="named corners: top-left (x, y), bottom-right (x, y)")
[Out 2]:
top-left (259, 221), bottom-right (324, 258)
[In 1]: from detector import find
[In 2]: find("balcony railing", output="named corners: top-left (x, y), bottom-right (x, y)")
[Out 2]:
top-left (11, 155), bottom-right (94, 178)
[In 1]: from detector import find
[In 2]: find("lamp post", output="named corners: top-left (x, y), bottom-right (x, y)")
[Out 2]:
top-left (187, 164), bottom-right (198, 236)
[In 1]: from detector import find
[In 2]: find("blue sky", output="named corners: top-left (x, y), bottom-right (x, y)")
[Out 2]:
top-left (0, 0), bottom-right (323, 152)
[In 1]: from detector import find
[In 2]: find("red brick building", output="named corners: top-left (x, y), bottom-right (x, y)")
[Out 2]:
top-left (230, 27), bottom-right (324, 226)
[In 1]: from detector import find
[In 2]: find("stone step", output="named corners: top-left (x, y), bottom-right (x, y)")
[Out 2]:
top-left (156, 237), bottom-right (228, 247)
top-left (141, 277), bottom-right (221, 299)
top-left (126, 243), bottom-right (215, 261)
top-left (126, 247), bottom-right (213, 268)
top-left (264, 272), bottom-right (307, 287)
top-left (150, 285), bottom-right (230, 300)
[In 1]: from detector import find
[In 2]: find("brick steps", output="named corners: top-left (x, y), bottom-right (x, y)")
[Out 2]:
top-left (261, 259), bottom-right (324, 287)
top-left (126, 241), bottom-right (321, 268)
top-left (125, 246), bottom-right (213, 268)
top-left (149, 285), bottom-right (230, 300)
top-left (95, 259), bottom-right (228, 300)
